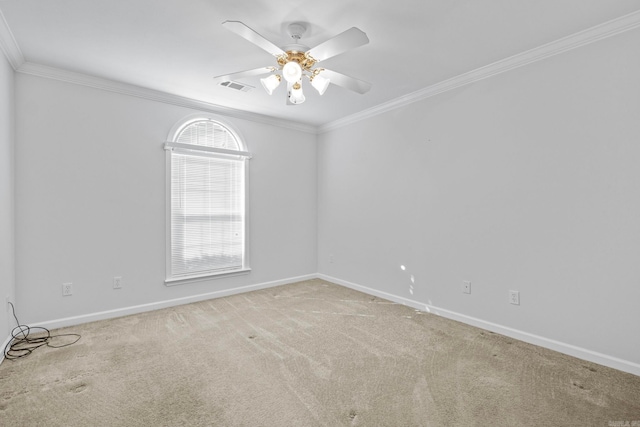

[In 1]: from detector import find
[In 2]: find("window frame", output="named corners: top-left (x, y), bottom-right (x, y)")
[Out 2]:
top-left (164, 114), bottom-right (251, 286)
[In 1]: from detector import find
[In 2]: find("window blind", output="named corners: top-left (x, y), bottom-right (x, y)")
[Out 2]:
top-left (170, 151), bottom-right (245, 277)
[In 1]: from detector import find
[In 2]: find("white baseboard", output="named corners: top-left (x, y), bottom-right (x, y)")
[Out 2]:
top-left (318, 274), bottom-right (640, 378)
top-left (0, 333), bottom-right (13, 365)
top-left (32, 274), bottom-right (318, 331)
top-left (18, 272), bottom-right (640, 377)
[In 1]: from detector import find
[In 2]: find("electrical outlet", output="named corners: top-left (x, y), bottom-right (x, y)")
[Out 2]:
top-left (113, 276), bottom-right (122, 289)
top-left (62, 283), bottom-right (73, 296)
top-left (5, 295), bottom-right (10, 306)
top-left (329, 254), bottom-right (334, 264)
top-left (462, 281), bottom-right (471, 294)
top-left (509, 290), bottom-right (520, 305)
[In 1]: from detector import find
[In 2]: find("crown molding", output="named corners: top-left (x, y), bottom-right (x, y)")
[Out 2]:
top-left (319, 9), bottom-right (640, 134)
top-left (15, 62), bottom-right (318, 134)
top-left (0, 8), bottom-right (24, 70)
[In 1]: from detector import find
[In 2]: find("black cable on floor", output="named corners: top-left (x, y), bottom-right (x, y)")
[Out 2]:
top-left (3, 302), bottom-right (81, 360)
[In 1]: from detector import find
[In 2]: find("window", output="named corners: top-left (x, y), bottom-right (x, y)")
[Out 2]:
top-left (165, 117), bottom-right (250, 284)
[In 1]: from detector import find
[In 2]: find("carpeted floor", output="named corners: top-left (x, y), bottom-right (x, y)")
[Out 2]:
top-left (0, 279), bottom-right (639, 426)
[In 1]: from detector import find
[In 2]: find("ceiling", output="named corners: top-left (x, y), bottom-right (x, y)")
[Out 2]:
top-left (1, 0), bottom-right (639, 127)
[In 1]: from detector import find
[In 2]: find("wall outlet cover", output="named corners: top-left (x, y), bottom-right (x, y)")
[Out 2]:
top-left (462, 281), bottom-right (471, 294)
top-left (509, 290), bottom-right (520, 305)
top-left (62, 283), bottom-right (73, 296)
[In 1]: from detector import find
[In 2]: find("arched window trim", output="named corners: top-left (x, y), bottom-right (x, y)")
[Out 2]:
top-left (167, 114), bottom-right (247, 148)
top-left (165, 114), bottom-right (251, 286)
top-left (164, 114), bottom-right (252, 159)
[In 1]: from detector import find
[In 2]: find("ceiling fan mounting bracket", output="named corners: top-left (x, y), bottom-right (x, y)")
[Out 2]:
top-left (287, 23), bottom-right (307, 41)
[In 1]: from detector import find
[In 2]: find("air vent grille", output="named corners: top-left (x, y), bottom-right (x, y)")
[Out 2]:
top-left (219, 81), bottom-right (254, 92)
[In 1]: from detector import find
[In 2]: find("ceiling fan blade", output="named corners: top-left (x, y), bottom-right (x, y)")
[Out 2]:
top-left (213, 67), bottom-right (273, 82)
top-left (306, 27), bottom-right (369, 62)
top-left (222, 21), bottom-right (286, 57)
top-left (320, 69), bottom-right (372, 94)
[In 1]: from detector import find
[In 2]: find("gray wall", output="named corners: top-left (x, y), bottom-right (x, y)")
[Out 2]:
top-left (0, 51), bottom-right (14, 342)
top-left (318, 28), bottom-right (640, 366)
top-left (14, 74), bottom-right (317, 324)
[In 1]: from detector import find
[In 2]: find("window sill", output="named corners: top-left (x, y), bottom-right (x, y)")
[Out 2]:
top-left (165, 268), bottom-right (251, 286)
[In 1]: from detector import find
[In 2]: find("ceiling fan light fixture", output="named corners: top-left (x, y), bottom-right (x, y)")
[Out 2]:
top-left (289, 81), bottom-right (305, 104)
top-left (218, 21), bottom-right (371, 105)
top-left (311, 73), bottom-right (330, 95)
top-left (282, 61), bottom-right (302, 83)
top-left (260, 74), bottom-right (281, 95)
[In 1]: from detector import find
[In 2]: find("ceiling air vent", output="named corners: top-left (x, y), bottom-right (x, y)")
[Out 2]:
top-left (219, 80), bottom-right (254, 92)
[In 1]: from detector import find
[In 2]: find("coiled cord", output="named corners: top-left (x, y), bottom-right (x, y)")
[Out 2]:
top-left (3, 302), bottom-right (81, 360)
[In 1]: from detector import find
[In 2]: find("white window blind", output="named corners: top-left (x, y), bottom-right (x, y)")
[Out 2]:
top-left (167, 120), bottom-right (248, 280)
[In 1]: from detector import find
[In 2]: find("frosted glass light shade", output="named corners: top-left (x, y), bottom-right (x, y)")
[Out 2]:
top-left (260, 74), bottom-right (281, 95)
top-left (289, 84), bottom-right (305, 104)
top-left (311, 74), bottom-right (330, 95)
top-left (282, 61), bottom-right (302, 83)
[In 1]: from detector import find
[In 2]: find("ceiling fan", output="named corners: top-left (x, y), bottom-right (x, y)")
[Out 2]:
top-left (214, 21), bottom-right (372, 105)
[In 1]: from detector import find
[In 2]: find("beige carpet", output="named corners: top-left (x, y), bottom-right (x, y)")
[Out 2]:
top-left (0, 279), bottom-right (638, 426)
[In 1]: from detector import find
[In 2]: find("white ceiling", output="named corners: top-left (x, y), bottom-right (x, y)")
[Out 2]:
top-left (1, 0), bottom-right (640, 127)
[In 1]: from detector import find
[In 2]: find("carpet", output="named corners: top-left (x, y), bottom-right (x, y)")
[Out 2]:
top-left (0, 279), bottom-right (638, 426)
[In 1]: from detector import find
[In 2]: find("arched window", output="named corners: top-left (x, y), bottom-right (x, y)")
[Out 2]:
top-left (165, 117), bottom-right (251, 283)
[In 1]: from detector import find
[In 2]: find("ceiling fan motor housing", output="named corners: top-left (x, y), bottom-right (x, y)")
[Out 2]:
top-left (277, 50), bottom-right (316, 71)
